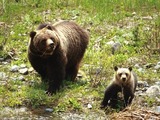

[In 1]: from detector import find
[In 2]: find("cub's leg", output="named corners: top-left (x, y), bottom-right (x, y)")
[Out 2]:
top-left (101, 83), bottom-right (121, 108)
top-left (123, 88), bottom-right (134, 107)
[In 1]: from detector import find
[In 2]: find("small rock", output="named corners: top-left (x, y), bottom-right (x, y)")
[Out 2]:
top-left (134, 64), bottom-right (140, 68)
top-left (155, 106), bottom-right (160, 113)
top-left (142, 16), bottom-right (152, 20)
top-left (111, 42), bottom-right (121, 54)
top-left (45, 108), bottom-right (53, 113)
top-left (154, 65), bottom-right (160, 70)
top-left (14, 57), bottom-right (19, 61)
top-left (154, 62), bottom-right (160, 70)
top-left (144, 63), bottom-right (154, 69)
top-left (155, 81), bottom-right (160, 86)
top-left (87, 104), bottom-right (92, 109)
top-left (10, 65), bottom-right (19, 72)
top-left (132, 12), bottom-right (136, 15)
top-left (18, 75), bottom-right (25, 81)
top-left (137, 81), bottom-right (149, 88)
top-left (0, 72), bottom-right (6, 80)
top-left (156, 62), bottom-right (160, 65)
top-left (146, 85), bottom-right (160, 96)
top-left (15, 107), bottom-right (27, 113)
top-left (0, 57), bottom-right (5, 61)
top-left (127, 57), bottom-right (139, 63)
top-left (137, 68), bottom-right (145, 73)
top-left (0, 22), bottom-right (5, 26)
top-left (20, 64), bottom-right (26, 68)
top-left (28, 67), bottom-right (34, 72)
top-left (106, 41), bottom-right (114, 46)
top-left (2, 61), bottom-right (9, 65)
top-left (19, 68), bottom-right (28, 75)
top-left (106, 41), bottom-right (121, 54)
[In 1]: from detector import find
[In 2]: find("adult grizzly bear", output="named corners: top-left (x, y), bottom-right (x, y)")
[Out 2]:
top-left (101, 66), bottom-right (137, 108)
top-left (28, 21), bottom-right (89, 94)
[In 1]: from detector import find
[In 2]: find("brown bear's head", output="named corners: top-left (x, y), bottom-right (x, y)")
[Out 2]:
top-left (29, 26), bottom-right (59, 56)
top-left (114, 66), bottom-right (132, 83)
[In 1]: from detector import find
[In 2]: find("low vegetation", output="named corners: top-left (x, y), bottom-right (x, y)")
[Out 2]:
top-left (0, 0), bottom-right (160, 119)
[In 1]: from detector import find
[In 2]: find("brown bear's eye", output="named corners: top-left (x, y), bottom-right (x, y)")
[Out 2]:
top-left (119, 73), bottom-right (122, 76)
top-left (125, 73), bottom-right (128, 77)
top-left (41, 39), bottom-right (46, 46)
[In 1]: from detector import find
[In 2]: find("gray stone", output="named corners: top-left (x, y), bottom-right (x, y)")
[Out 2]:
top-left (144, 63), bottom-right (154, 69)
top-left (134, 64), bottom-right (140, 68)
top-left (155, 81), bottom-right (160, 86)
top-left (157, 62), bottom-right (160, 65)
top-left (28, 67), bottom-right (34, 72)
top-left (2, 61), bottom-right (8, 65)
top-left (106, 41), bottom-right (121, 54)
top-left (0, 72), bottom-right (6, 80)
top-left (19, 68), bottom-right (28, 75)
top-left (18, 75), bottom-right (25, 81)
top-left (10, 65), bottom-right (19, 72)
top-left (154, 65), bottom-right (160, 70)
top-left (20, 64), bottom-right (27, 68)
top-left (0, 57), bottom-right (5, 61)
top-left (155, 106), bottom-right (160, 113)
top-left (87, 104), bottom-right (92, 109)
top-left (106, 41), bottom-right (114, 46)
top-left (45, 108), bottom-right (53, 113)
top-left (142, 16), bottom-right (152, 20)
top-left (137, 81), bottom-right (149, 88)
top-left (111, 42), bottom-right (121, 54)
top-left (14, 57), bottom-right (19, 61)
top-left (137, 68), bottom-right (145, 73)
top-left (146, 85), bottom-right (160, 96)
top-left (154, 62), bottom-right (160, 70)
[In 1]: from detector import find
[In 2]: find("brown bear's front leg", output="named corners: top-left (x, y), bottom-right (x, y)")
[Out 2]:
top-left (28, 55), bottom-right (47, 81)
top-left (46, 60), bottom-right (66, 95)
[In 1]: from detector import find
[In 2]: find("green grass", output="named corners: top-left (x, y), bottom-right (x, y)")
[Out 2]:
top-left (0, 0), bottom-right (160, 117)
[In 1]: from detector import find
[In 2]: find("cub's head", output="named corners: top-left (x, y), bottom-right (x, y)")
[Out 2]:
top-left (114, 66), bottom-right (132, 83)
top-left (29, 25), bottom-right (59, 56)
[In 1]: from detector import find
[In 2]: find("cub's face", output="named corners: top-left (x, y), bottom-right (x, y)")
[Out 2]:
top-left (114, 66), bottom-right (132, 83)
top-left (29, 27), bottom-right (58, 56)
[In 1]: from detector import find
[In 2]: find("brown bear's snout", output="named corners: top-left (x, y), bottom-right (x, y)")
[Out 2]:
top-left (122, 77), bottom-right (126, 82)
top-left (46, 39), bottom-right (55, 49)
top-left (49, 43), bottom-right (54, 49)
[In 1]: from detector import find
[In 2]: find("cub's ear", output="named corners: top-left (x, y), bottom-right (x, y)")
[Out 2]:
top-left (30, 31), bottom-right (36, 38)
top-left (46, 25), bottom-right (53, 30)
top-left (114, 66), bottom-right (118, 71)
top-left (128, 67), bottom-right (132, 71)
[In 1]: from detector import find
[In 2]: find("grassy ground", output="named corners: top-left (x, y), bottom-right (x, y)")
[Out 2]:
top-left (0, 0), bottom-right (160, 119)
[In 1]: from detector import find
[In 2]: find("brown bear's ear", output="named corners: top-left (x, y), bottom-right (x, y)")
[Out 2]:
top-left (46, 25), bottom-right (53, 30)
top-left (114, 66), bottom-right (118, 71)
top-left (128, 67), bottom-right (132, 71)
top-left (30, 31), bottom-right (36, 39)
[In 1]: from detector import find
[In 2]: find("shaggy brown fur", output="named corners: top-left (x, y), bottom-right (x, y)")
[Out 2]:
top-left (28, 21), bottom-right (89, 94)
top-left (101, 66), bottom-right (137, 108)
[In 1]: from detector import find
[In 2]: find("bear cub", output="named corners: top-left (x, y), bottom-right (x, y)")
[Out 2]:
top-left (101, 66), bottom-right (138, 108)
top-left (28, 21), bottom-right (89, 94)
